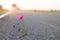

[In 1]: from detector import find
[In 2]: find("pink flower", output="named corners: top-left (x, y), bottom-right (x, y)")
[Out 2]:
top-left (17, 14), bottom-right (24, 20)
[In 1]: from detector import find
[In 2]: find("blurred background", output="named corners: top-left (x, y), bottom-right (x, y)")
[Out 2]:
top-left (0, 0), bottom-right (60, 10)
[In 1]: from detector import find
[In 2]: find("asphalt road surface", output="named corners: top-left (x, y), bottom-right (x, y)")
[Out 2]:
top-left (0, 12), bottom-right (60, 40)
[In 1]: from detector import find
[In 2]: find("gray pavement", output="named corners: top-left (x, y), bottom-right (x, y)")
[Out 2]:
top-left (0, 12), bottom-right (60, 40)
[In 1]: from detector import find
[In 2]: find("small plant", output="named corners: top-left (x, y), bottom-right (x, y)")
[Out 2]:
top-left (17, 14), bottom-right (27, 36)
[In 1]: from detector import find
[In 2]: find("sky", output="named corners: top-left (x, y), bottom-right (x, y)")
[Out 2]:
top-left (0, 0), bottom-right (60, 10)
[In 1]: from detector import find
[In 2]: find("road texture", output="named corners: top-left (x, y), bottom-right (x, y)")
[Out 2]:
top-left (0, 12), bottom-right (60, 40)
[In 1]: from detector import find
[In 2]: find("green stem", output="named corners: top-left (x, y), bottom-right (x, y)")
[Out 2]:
top-left (21, 20), bottom-right (27, 35)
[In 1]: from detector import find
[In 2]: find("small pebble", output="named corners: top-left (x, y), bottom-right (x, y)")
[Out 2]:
top-left (16, 36), bottom-right (20, 38)
top-left (18, 29), bottom-right (20, 32)
top-left (49, 35), bottom-right (55, 38)
top-left (13, 25), bottom-right (15, 28)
